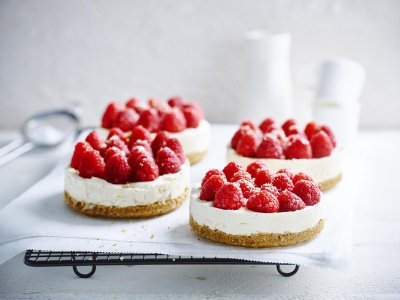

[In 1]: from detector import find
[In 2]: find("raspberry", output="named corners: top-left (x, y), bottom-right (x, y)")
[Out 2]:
top-left (236, 178), bottom-right (256, 199)
top-left (85, 131), bottom-right (106, 152)
top-left (304, 121), bottom-right (321, 140)
top-left (129, 139), bottom-right (152, 154)
top-left (281, 119), bottom-right (296, 135)
top-left (128, 145), bottom-right (152, 168)
top-left (292, 180), bottom-right (321, 206)
top-left (166, 138), bottom-right (185, 163)
top-left (107, 127), bottom-right (128, 144)
top-left (292, 172), bottom-right (314, 185)
top-left (101, 102), bottom-right (124, 129)
top-left (199, 175), bottom-right (226, 201)
top-left (168, 96), bottom-right (185, 108)
top-left (278, 190), bottom-right (306, 212)
top-left (104, 153), bottom-right (131, 184)
top-left (246, 190), bottom-right (279, 213)
top-left (182, 106), bottom-right (201, 128)
top-left (125, 97), bottom-right (140, 109)
top-left (106, 135), bottom-right (129, 154)
top-left (213, 183), bottom-right (244, 210)
top-left (162, 108), bottom-right (187, 132)
top-left (78, 149), bottom-right (105, 179)
top-left (259, 118), bottom-right (278, 134)
top-left (148, 98), bottom-right (170, 114)
top-left (151, 131), bottom-right (170, 154)
top-left (231, 126), bottom-right (252, 150)
top-left (182, 102), bottom-right (203, 119)
top-left (222, 162), bottom-right (244, 181)
top-left (256, 135), bottom-right (283, 159)
top-left (269, 130), bottom-right (287, 147)
top-left (254, 168), bottom-right (274, 187)
top-left (260, 183), bottom-right (280, 197)
top-left (138, 108), bottom-right (161, 132)
top-left (113, 108), bottom-right (139, 132)
top-left (129, 125), bottom-right (152, 146)
top-left (130, 155), bottom-right (159, 182)
top-left (201, 169), bottom-right (225, 187)
top-left (104, 147), bottom-right (122, 163)
top-left (229, 170), bottom-right (252, 182)
top-left (240, 120), bottom-right (257, 131)
top-left (70, 141), bottom-right (91, 170)
top-left (276, 168), bottom-right (295, 179)
top-left (284, 135), bottom-right (312, 159)
top-left (285, 125), bottom-right (301, 136)
top-left (156, 147), bottom-right (182, 175)
top-left (321, 125), bottom-right (337, 147)
top-left (272, 173), bottom-right (294, 191)
top-left (236, 130), bottom-right (260, 157)
top-left (246, 161), bottom-right (268, 178)
top-left (310, 131), bottom-right (334, 158)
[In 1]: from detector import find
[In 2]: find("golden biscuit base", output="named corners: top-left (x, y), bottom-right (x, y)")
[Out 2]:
top-left (319, 173), bottom-right (343, 191)
top-left (186, 151), bottom-right (207, 165)
top-left (65, 187), bottom-right (189, 218)
top-left (190, 216), bottom-right (324, 248)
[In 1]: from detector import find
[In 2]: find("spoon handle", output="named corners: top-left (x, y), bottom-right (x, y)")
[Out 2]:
top-left (0, 137), bottom-right (25, 158)
top-left (0, 142), bottom-right (35, 167)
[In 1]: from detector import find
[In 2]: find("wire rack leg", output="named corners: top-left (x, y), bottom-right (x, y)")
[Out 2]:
top-left (276, 264), bottom-right (299, 277)
top-left (72, 265), bottom-right (97, 278)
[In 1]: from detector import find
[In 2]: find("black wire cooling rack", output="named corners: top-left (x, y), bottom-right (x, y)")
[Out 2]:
top-left (24, 250), bottom-right (300, 278)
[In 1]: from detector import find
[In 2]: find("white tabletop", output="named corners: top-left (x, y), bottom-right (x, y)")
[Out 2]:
top-left (1, 128), bottom-right (400, 299)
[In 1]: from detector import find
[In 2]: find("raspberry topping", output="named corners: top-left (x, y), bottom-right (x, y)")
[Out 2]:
top-left (281, 119), bottom-right (296, 136)
top-left (85, 131), bottom-right (106, 152)
top-left (260, 183), bottom-right (280, 197)
top-left (104, 146), bottom-right (123, 163)
top-left (130, 155), bottom-right (159, 182)
top-left (292, 180), bottom-right (321, 206)
top-left (166, 138), bottom-right (185, 163)
top-left (213, 183), bottom-right (244, 210)
top-left (151, 131), bottom-right (170, 154)
top-left (292, 172), bottom-right (314, 185)
top-left (200, 174), bottom-right (226, 201)
top-left (101, 102), bottom-right (124, 129)
top-left (105, 135), bottom-right (129, 154)
top-left (137, 108), bottom-right (161, 132)
top-left (310, 131), bottom-right (334, 158)
top-left (236, 178), bottom-right (256, 199)
top-left (148, 98), bottom-right (170, 114)
top-left (130, 139), bottom-right (152, 154)
top-left (222, 162), bottom-right (244, 181)
top-left (259, 118), bottom-right (278, 133)
top-left (70, 141), bottom-right (91, 170)
top-left (236, 130), bottom-right (260, 157)
top-left (182, 105), bottom-right (202, 128)
top-left (156, 147), bottom-right (182, 175)
top-left (304, 121), bottom-right (321, 140)
top-left (113, 108), bottom-right (139, 132)
top-left (107, 128), bottom-right (128, 144)
top-left (256, 135), bottom-right (283, 159)
top-left (128, 145), bottom-right (151, 168)
top-left (254, 168), bottom-right (274, 187)
top-left (278, 190), bottom-right (306, 212)
top-left (285, 125), bottom-right (301, 136)
top-left (201, 169), bottom-right (225, 187)
top-left (167, 96), bottom-right (185, 108)
top-left (284, 135), bottom-right (312, 159)
top-left (276, 168), bottom-right (295, 180)
top-left (272, 173), bottom-right (294, 191)
top-left (78, 148), bottom-right (105, 179)
top-left (246, 161), bottom-right (268, 178)
top-left (229, 170), bottom-right (252, 183)
top-left (246, 190), bottom-right (279, 213)
top-left (125, 97), bottom-right (140, 109)
top-left (321, 125), bottom-right (337, 147)
top-left (162, 108), bottom-right (187, 133)
top-left (231, 126), bottom-right (252, 150)
top-left (104, 153), bottom-right (131, 184)
top-left (240, 120), bottom-right (258, 131)
top-left (129, 125), bottom-right (152, 145)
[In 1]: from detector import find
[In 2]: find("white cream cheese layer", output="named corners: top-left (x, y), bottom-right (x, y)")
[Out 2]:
top-left (226, 146), bottom-right (342, 184)
top-left (190, 187), bottom-right (324, 235)
top-left (65, 161), bottom-right (190, 207)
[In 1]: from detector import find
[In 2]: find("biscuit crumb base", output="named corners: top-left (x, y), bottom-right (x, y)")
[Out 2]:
top-left (65, 187), bottom-right (189, 218)
top-left (186, 151), bottom-right (207, 165)
top-left (319, 173), bottom-right (343, 191)
top-left (190, 216), bottom-right (324, 248)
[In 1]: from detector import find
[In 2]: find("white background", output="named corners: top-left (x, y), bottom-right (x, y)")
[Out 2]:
top-left (1, 0), bottom-right (399, 128)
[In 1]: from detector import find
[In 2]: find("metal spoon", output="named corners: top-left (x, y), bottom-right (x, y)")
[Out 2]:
top-left (0, 104), bottom-right (81, 166)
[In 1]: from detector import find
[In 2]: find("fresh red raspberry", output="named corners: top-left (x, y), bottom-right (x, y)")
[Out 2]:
top-left (201, 169), bottom-right (225, 187)
top-left (125, 97), bottom-right (140, 109)
top-left (113, 108), bottom-right (139, 132)
top-left (148, 98), bottom-right (170, 114)
top-left (272, 173), bottom-right (294, 191)
top-left (230, 126), bottom-right (252, 150)
top-left (236, 178), bottom-right (256, 199)
top-left (162, 108), bottom-right (187, 132)
top-left (107, 127), bottom-right (128, 144)
top-left (129, 139), bottom-right (152, 154)
top-left (240, 120), bottom-right (257, 131)
top-left (167, 96), bottom-right (185, 108)
top-left (304, 121), bottom-right (321, 140)
top-left (101, 102), bottom-right (124, 129)
top-left (128, 145), bottom-right (151, 168)
top-left (259, 118), bottom-right (278, 134)
top-left (213, 183), bottom-right (244, 210)
top-left (130, 155), bottom-right (159, 182)
top-left (70, 141), bottom-right (91, 170)
top-left (156, 147), bottom-right (182, 175)
top-left (321, 125), bottom-right (337, 147)
top-left (260, 183), bottom-right (280, 197)
top-left (278, 190), bottom-right (306, 212)
top-left (222, 162), bottom-right (244, 181)
top-left (106, 136), bottom-right (129, 154)
top-left (199, 175), bottom-right (226, 201)
top-left (310, 131), bottom-right (334, 158)
top-left (166, 138), bottom-right (185, 163)
top-left (103, 147), bottom-right (122, 163)
top-left (269, 130), bottom-right (287, 147)
top-left (151, 131), bottom-right (170, 154)
top-left (276, 168), bottom-right (295, 180)
top-left (182, 106), bottom-right (201, 128)
top-left (246, 190), bottom-right (279, 213)
top-left (285, 125), bottom-right (301, 136)
top-left (292, 179), bottom-right (321, 206)
top-left (236, 130), bottom-right (260, 157)
top-left (104, 153), bottom-right (131, 184)
top-left (85, 131), bottom-right (106, 152)
top-left (138, 108), bottom-right (161, 132)
top-left (292, 172), bottom-right (314, 185)
top-left (246, 161), bottom-right (268, 178)
top-left (254, 168), bottom-right (274, 187)
top-left (284, 135), bottom-right (312, 159)
top-left (281, 119), bottom-right (296, 135)
top-left (182, 102), bottom-right (203, 118)
top-left (256, 135), bottom-right (283, 159)
top-left (78, 148), bottom-right (106, 179)
top-left (229, 170), bottom-right (252, 182)
top-left (129, 125), bottom-right (152, 146)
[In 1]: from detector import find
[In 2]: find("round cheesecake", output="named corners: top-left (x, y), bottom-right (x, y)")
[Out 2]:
top-left (65, 161), bottom-right (190, 218)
